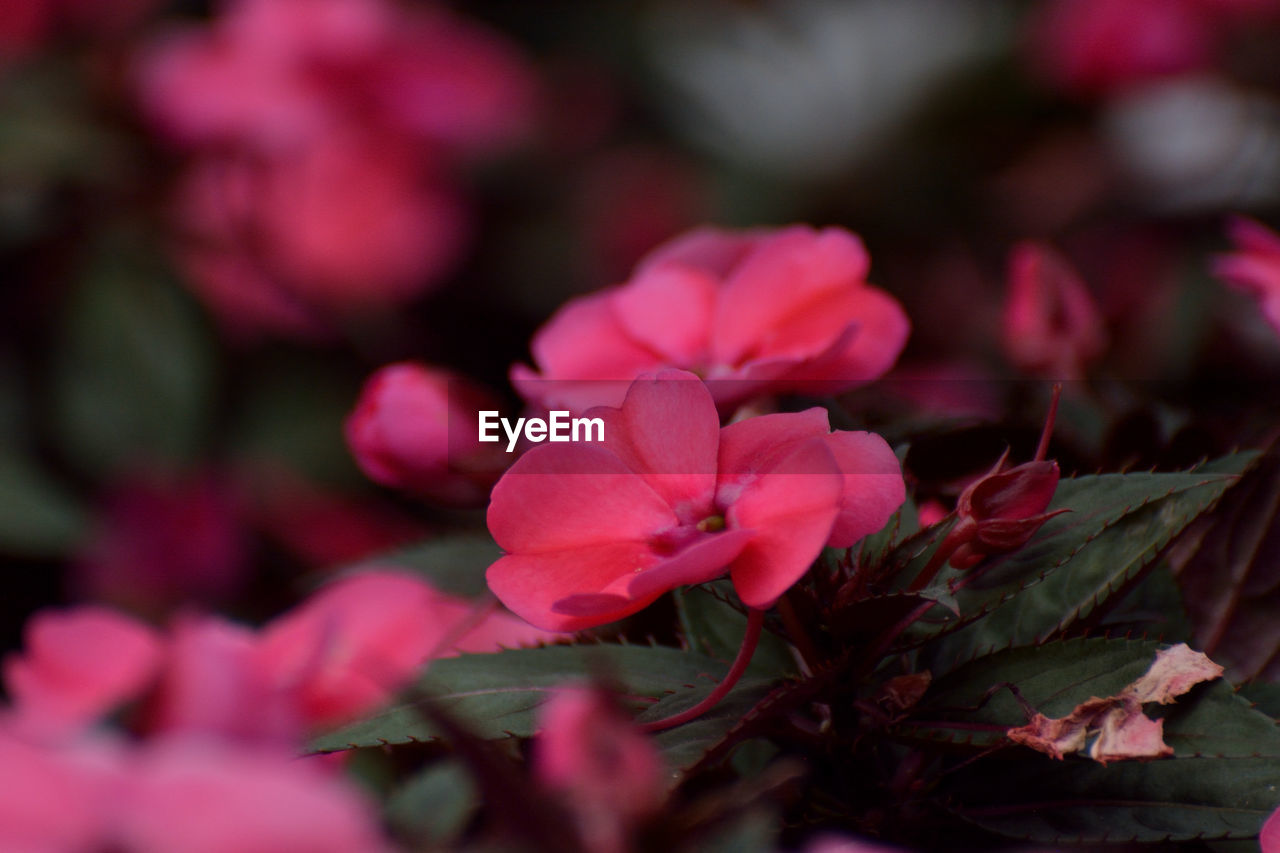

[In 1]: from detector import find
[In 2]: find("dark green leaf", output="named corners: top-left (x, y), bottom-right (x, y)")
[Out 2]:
top-left (0, 446), bottom-right (87, 556)
top-left (310, 644), bottom-right (761, 755)
top-left (54, 249), bottom-right (214, 477)
top-left (889, 457), bottom-right (1254, 671)
top-left (1168, 448), bottom-right (1280, 681)
top-left (639, 677), bottom-right (779, 780)
top-left (385, 761), bottom-right (478, 845)
top-left (948, 758), bottom-right (1280, 844)
top-left (901, 638), bottom-right (1280, 758)
top-left (676, 581), bottom-right (796, 678)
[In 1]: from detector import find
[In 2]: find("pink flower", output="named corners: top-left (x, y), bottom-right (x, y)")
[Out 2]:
top-left (535, 686), bottom-right (665, 853)
top-left (0, 728), bottom-right (120, 853)
top-left (512, 225), bottom-right (910, 413)
top-left (0, 729), bottom-right (393, 853)
top-left (4, 607), bottom-right (163, 734)
top-left (1213, 215), bottom-right (1280, 337)
top-left (117, 737), bottom-right (393, 853)
top-left (1003, 241), bottom-right (1107, 380)
top-left (486, 371), bottom-right (905, 631)
top-left (346, 362), bottom-right (508, 505)
top-left (1025, 0), bottom-right (1217, 98)
top-left (135, 0), bottom-right (535, 338)
top-left (172, 136), bottom-right (468, 329)
top-left (71, 469), bottom-right (250, 614)
top-left (1263, 805), bottom-right (1280, 852)
top-left (150, 614), bottom-right (301, 745)
top-left (256, 570), bottom-right (558, 727)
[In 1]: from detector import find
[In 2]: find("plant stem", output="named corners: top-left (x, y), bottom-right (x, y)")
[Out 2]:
top-left (639, 607), bottom-right (765, 732)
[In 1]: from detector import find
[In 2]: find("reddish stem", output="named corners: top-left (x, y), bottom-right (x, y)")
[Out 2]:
top-left (1035, 383), bottom-right (1063, 462)
top-left (639, 607), bottom-right (765, 732)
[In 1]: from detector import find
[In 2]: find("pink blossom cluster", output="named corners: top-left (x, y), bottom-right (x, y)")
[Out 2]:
top-left (0, 571), bottom-right (557, 851)
top-left (135, 0), bottom-right (536, 338)
top-left (1026, 0), bottom-right (1280, 98)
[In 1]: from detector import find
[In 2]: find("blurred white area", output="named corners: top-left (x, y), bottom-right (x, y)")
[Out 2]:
top-left (644, 0), bottom-right (1011, 180)
top-left (1102, 76), bottom-right (1280, 212)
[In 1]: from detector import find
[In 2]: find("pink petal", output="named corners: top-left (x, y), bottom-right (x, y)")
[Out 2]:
top-left (122, 737), bottom-right (393, 853)
top-left (596, 370), bottom-right (719, 513)
top-left (487, 542), bottom-right (662, 631)
top-left (1262, 806), bottom-right (1280, 853)
top-left (610, 264), bottom-right (716, 363)
top-left (712, 226), bottom-right (871, 366)
top-left (527, 289), bottom-right (662, 381)
top-left (4, 606), bottom-right (163, 731)
top-left (718, 408), bottom-right (831, 484)
top-left (487, 444), bottom-right (675, 554)
top-left (777, 287), bottom-right (911, 392)
top-left (821, 431), bottom-right (906, 547)
top-left (727, 439), bottom-right (843, 608)
top-left (635, 225), bottom-right (762, 279)
top-left (626, 527), bottom-right (754, 600)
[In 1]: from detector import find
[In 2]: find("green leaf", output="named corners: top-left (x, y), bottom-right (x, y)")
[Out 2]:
top-left (310, 645), bottom-right (765, 757)
top-left (948, 758), bottom-right (1280, 844)
top-left (857, 496), bottom-right (920, 569)
top-left (640, 677), bottom-right (779, 779)
top-left (53, 247), bottom-right (215, 478)
top-left (892, 457), bottom-right (1253, 671)
top-left (353, 533), bottom-right (500, 599)
top-left (1168, 448), bottom-right (1280, 681)
top-left (0, 446), bottom-right (87, 556)
top-left (900, 638), bottom-right (1280, 758)
top-left (676, 581), bottom-right (796, 678)
top-left (385, 761), bottom-right (478, 845)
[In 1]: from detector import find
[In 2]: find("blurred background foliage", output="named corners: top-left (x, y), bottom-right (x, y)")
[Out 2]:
top-left (4, 0), bottom-right (1280, 656)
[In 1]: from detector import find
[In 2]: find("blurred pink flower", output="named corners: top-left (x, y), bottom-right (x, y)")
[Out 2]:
top-left (0, 0), bottom-right (50, 62)
top-left (0, 728), bottom-right (120, 853)
top-left (136, 0), bottom-right (535, 337)
top-left (1213, 215), bottom-right (1280, 337)
top-left (513, 224), bottom-right (910, 413)
top-left (1025, 0), bottom-right (1217, 97)
top-left (172, 137), bottom-right (468, 335)
top-left (1003, 241), bottom-right (1107, 380)
top-left (346, 362), bottom-right (509, 505)
top-left (72, 469), bottom-right (250, 614)
top-left (0, 729), bottom-right (392, 853)
top-left (487, 371), bottom-right (904, 631)
top-left (535, 686), bottom-right (665, 853)
top-left (150, 614), bottom-right (300, 745)
top-left (238, 464), bottom-right (425, 568)
top-left (4, 607), bottom-right (163, 734)
top-left (118, 737), bottom-right (394, 853)
top-left (256, 570), bottom-right (559, 727)
top-left (1263, 805), bottom-right (1280, 852)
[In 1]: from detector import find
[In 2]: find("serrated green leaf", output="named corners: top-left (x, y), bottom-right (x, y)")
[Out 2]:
top-left (676, 581), bottom-right (796, 678)
top-left (900, 638), bottom-right (1280, 759)
top-left (639, 677), bottom-right (778, 780)
top-left (385, 761), bottom-right (478, 845)
top-left (948, 758), bottom-right (1280, 844)
top-left (309, 644), bottom-right (761, 755)
top-left (888, 457), bottom-right (1253, 671)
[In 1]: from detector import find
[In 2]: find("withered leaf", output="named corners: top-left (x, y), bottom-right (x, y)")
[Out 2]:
top-left (1006, 643), bottom-right (1222, 764)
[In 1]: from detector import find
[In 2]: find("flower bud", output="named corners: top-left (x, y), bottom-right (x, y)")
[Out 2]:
top-left (345, 362), bottom-right (507, 505)
top-left (1003, 242), bottom-right (1106, 380)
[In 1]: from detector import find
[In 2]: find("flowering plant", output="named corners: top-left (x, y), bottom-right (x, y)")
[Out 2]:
top-left (7, 1), bottom-right (1280, 850)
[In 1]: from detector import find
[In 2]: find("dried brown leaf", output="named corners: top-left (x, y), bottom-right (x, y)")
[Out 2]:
top-left (1006, 643), bottom-right (1222, 763)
